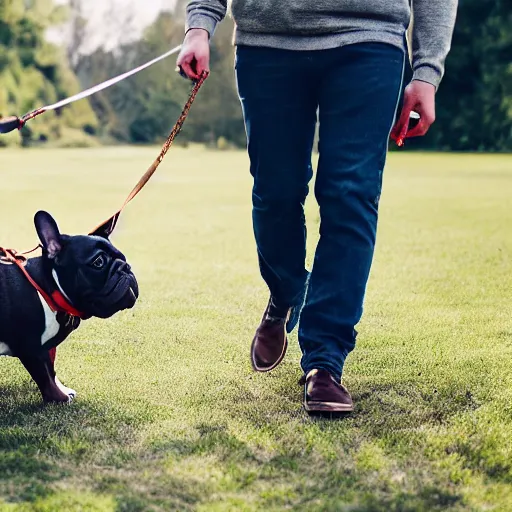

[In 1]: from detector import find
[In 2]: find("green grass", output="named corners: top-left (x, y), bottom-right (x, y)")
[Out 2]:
top-left (1, 147), bottom-right (512, 511)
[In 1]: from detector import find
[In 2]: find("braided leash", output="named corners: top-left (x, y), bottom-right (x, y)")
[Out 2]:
top-left (90, 71), bottom-right (209, 236)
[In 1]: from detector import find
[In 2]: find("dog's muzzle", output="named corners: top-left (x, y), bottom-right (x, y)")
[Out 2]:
top-left (89, 260), bottom-right (139, 319)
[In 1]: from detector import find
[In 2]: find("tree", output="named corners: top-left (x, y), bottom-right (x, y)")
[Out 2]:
top-left (77, 8), bottom-right (244, 147)
top-left (0, 0), bottom-right (98, 146)
top-left (405, 0), bottom-right (511, 152)
top-left (76, 11), bottom-right (190, 143)
top-left (64, 0), bottom-right (138, 75)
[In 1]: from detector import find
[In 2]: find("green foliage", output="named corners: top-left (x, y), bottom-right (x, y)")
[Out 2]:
top-left (78, 1), bottom-right (510, 151)
top-left (0, 0), bottom-right (97, 147)
top-left (406, 0), bottom-right (511, 152)
top-left (79, 12), bottom-right (244, 147)
top-left (0, 0), bottom-right (509, 151)
top-left (49, 127), bottom-right (100, 148)
top-left (76, 13), bottom-right (191, 143)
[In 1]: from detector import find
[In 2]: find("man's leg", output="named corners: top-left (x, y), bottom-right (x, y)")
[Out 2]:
top-left (300, 43), bottom-right (405, 391)
top-left (236, 46), bottom-right (317, 308)
top-left (235, 46), bottom-right (318, 371)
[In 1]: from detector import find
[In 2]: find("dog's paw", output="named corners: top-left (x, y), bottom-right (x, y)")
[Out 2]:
top-left (42, 392), bottom-right (74, 405)
top-left (55, 377), bottom-right (77, 401)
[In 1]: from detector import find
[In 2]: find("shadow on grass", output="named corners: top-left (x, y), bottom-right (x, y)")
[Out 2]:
top-left (0, 381), bottom-right (154, 509)
top-left (163, 369), bottom-right (481, 510)
top-left (0, 381), bottom-right (221, 511)
top-left (146, 420), bottom-right (466, 512)
top-left (0, 383), bottom-right (65, 503)
top-left (0, 366), bottom-right (487, 511)
top-left (233, 366), bottom-right (481, 432)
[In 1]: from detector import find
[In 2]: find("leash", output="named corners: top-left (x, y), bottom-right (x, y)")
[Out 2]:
top-left (90, 70), bottom-right (208, 237)
top-left (0, 45), bottom-right (183, 134)
top-left (0, 69), bottom-right (208, 318)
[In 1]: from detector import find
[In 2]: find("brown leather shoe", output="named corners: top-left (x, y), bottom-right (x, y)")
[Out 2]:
top-left (303, 369), bottom-right (354, 415)
top-left (251, 297), bottom-right (290, 372)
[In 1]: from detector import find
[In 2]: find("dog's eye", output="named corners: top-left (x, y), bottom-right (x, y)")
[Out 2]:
top-left (92, 255), bottom-right (106, 269)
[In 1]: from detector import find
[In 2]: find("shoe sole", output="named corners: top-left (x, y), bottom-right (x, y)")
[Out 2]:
top-left (304, 400), bottom-right (354, 415)
top-left (250, 336), bottom-right (288, 373)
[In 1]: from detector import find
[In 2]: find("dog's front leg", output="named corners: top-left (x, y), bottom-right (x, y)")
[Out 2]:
top-left (48, 347), bottom-right (77, 400)
top-left (18, 350), bottom-right (75, 404)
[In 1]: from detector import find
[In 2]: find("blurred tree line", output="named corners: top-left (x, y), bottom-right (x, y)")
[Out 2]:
top-left (0, 0), bottom-right (97, 147)
top-left (0, 0), bottom-right (510, 151)
top-left (74, 5), bottom-right (245, 148)
top-left (403, 0), bottom-right (511, 152)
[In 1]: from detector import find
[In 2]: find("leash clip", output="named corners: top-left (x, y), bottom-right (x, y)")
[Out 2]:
top-left (0, 247), bottom-right (27, 265)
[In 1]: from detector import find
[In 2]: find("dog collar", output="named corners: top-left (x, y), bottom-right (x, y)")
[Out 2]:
top-left (50, 290), bottom-right (86, 319)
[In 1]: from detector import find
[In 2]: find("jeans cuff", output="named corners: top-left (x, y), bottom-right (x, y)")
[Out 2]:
top-left (301, 361), bottom-right (345, 383)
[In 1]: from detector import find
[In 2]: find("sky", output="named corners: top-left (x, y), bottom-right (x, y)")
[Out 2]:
top-left (83, 0), bottom-right (173, 31)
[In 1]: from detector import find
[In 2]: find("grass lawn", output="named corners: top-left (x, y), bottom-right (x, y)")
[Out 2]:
top-left (1, 147), bottom-right (512, 511)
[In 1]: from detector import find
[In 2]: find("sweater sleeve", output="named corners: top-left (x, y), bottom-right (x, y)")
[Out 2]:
top-left (410, 0), bottom-right (458, 89)
top-left (185, 0), bottom-right (228, 38)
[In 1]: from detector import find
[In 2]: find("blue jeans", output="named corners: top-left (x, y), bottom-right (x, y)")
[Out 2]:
top-left (235, 43), bottom-right (405, 381)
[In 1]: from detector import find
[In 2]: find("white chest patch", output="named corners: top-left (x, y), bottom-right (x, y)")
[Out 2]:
top-left (38, 292), bottom-right (60, 345)
top-left (0, 342), bottom-right (13, 356)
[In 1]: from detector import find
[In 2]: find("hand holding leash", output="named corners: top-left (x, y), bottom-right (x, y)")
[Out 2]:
top-left (392, 80), bottom-right (436, 147)
top-left (176, 29), bottom-right (210, 81)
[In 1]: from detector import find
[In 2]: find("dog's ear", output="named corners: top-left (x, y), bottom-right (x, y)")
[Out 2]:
top-left (89, 216), bottom-right (116, 240)
top-left (34, 211), bottom-right (62, 259)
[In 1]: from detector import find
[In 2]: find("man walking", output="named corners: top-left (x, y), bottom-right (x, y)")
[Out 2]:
top-left (178, 0), bottom-right (457, 415)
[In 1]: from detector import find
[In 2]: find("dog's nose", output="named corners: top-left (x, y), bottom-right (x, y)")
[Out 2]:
top-left (116, 260), bottom-right (131, 273)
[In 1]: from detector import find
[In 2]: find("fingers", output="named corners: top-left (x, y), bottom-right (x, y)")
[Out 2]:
top-left (405, 112), bottom-right (435, 138)
top-left (195, 52), bottom-right (210, 76)
top-left (176, 29), bottom-right (210, 81)
top-left (176, 52), bottom-right (209, 81)
top-left (391, 95), bottom-right (414, 146)
top-left (391, 80), bottom-right (436, 146)
top-left (176, 54), bottom-right (200, 80)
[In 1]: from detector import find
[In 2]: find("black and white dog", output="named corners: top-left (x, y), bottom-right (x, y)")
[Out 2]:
top-left (0, 211), bottom-right (138, 404)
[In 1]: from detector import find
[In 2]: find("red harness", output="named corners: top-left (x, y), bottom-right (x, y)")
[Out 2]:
top-left (0, 247), bottom-right (85, 366)
top-left (0, 247), bottom-right (85, 319)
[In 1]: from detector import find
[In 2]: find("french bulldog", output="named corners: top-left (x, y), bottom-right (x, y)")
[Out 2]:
top-left (0, 211), bottom-right (139, 404)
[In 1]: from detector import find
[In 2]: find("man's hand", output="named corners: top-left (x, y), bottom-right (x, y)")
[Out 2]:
top-left (392, 80), bottom-right (436, 145)
top-left (176, 28), bottom-right (210, 80)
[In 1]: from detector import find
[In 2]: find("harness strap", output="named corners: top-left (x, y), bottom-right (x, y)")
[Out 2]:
top-left (0, 247), bottom-right (85, 319)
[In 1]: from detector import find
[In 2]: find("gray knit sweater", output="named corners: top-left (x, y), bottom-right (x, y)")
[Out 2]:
top-left (185, 0), bottom-right (458, 88)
